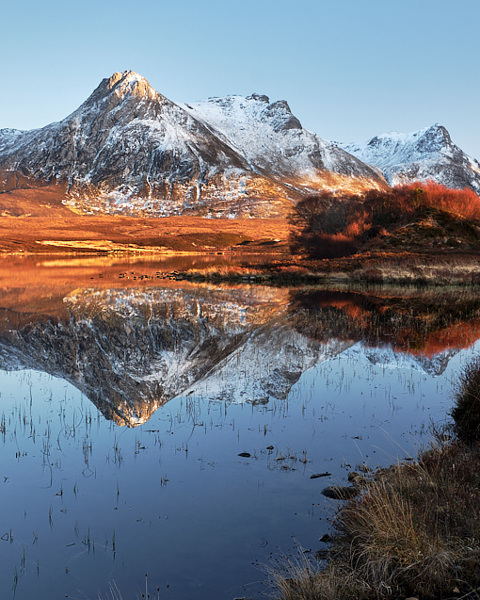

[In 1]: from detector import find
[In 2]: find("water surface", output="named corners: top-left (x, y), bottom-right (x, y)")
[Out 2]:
top-left (1, 257), bottom-right (479, 599)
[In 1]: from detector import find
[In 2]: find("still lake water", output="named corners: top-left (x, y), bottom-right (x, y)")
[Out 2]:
top-left (1, 257), bottom-right (480, 599)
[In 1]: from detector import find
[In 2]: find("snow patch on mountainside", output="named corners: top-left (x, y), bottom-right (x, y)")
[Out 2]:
top-left (0, 128), bottom-right (24, 153)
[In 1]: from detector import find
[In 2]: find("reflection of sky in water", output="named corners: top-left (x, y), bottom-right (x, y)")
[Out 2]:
top-left (0, 336), bottom-right (477, 600)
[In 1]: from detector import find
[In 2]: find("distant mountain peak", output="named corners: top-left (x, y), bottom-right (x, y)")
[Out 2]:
top-left (419, 123), bottom-right (452, 149)
top-left (366, 124), bottom-right (449, 149)
top-left (342, 124), bottom-right (480, 193)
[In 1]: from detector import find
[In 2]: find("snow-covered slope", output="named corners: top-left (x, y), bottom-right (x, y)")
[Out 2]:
top-left (342, 124), bottom-right (480, 193)
top-left (0, 128), bottom-right (23, 153)
top-left (0, 71), bottom-right (385, 218)
top-left (181, 94), bottom-right (383, 186)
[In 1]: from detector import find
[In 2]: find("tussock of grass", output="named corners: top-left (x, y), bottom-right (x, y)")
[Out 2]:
top-left (452, 357), bottom-right (480, 444)
top-left (269, 553), bottom-right (367, 600)
top-left (274, 438), bottom-right (480, 599)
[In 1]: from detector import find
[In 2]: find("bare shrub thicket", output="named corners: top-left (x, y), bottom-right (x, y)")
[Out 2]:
top-left (289, 182), bottom-right (480, 258)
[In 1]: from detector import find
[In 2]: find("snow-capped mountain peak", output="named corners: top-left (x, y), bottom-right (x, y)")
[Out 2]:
top-left (186, 93), bottom-right (302, 133)
top-left (103, 70), bottom-right (159, 99)
top-left (81, 70), bottom-right (164, 111)
top-left (342, 124), bottom-right (480, 193)
top-left (364, 124), bottom-right (452, 160)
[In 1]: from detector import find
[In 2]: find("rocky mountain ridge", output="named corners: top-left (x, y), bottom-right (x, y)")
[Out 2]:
top-left (342, 124), bottom-right (480, 193)
top-left (1, 73), bottom-right (478, 220)
top-left (181, 93), bottom-right (380, 184)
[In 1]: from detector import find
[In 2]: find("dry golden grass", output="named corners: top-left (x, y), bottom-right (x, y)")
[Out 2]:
top-left (0, 184), bottom-right (291, 253)
top-left (0, 212), bottom-right (290, 254)
top-left (274, 437), bottom-right (480, 600)
top-left (269, 553), bottom-right (367, 600)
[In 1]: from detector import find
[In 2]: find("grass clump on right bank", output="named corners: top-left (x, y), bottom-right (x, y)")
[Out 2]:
top-left (273, 359), bottom-right (480, 600)
top-left (452, 356), bottom-right (480, 444)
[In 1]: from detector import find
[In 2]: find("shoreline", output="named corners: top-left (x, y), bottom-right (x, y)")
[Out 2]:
top-left (1, 248), bottom-right (480, 287)
top-left (273, 430), bottom-right (480, 600)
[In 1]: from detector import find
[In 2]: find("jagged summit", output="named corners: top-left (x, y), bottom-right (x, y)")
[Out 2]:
top-left (190, 93), bottom-right (303, 132)
top-left (77, 70), bottom-right (165, 115)
top-left (87, 70), bottom-right (161, 103)
top-left (343, 124), bottom-right (480, 193)
top-left (109, 69), bottom-right (148, 86)
top-left (248, 93), bottom-right (270, 103)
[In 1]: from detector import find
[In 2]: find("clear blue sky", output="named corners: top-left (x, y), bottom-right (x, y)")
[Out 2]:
top-left (2, 0), bottom-right (479, 159)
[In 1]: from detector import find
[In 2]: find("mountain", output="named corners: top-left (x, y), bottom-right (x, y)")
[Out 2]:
top-left (0, 71), bottom-right (385, 218)
top-left (342, 124), bottom-right (480, 193)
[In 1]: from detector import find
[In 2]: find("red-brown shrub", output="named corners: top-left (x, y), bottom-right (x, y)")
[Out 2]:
top-left (289, 183), bottom-right (480, 258)
top-left (412, 181), bottom-right (480, 220)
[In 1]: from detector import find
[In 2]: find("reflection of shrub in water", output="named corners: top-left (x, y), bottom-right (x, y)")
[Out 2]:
top-left (289, 290), bottom-right (480, 357)
top-left (452, 357), bottom-right (480, 444)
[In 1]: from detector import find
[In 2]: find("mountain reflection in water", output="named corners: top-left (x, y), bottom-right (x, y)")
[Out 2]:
top-left (1, 276), bottom-right (480, 427)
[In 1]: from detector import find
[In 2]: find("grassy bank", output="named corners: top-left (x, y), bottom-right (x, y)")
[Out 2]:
top-left (273, 362), bottom-right (480, 600)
